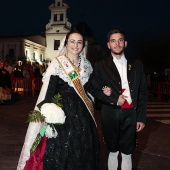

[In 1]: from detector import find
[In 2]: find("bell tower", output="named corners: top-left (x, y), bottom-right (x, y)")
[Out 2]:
top-left (45, 0), bottom-right (71, 60)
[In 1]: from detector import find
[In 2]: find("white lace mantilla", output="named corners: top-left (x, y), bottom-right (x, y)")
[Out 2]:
top-left (43, 55), bottom-right (93, 87)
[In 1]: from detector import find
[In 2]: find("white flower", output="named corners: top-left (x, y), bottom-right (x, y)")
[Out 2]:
top-left (45, 125), bottom-right (58, 138)
top-left (41, 103), bottom-right (66, 124)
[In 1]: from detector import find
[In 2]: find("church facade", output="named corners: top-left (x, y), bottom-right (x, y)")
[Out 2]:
top-left (0, 0), bottom-right (71, 64)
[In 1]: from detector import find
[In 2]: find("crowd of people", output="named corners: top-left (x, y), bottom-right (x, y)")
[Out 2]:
top-left (13, 61), bottom-right (44, 79)
top-left (0, 61), bottom-right (44, 104)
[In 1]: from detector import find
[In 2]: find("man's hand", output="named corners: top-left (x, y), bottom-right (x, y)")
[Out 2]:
top-left (136, 122), bottom-right (145, 132)
top-left (117, 95), bottom-right (127, 106)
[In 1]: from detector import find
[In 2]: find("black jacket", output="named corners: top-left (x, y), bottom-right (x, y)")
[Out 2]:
top-left (89, 55), bottom-right (148, 123)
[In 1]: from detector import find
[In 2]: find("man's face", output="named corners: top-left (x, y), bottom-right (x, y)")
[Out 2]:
top-left (107, 33), bottom-right (127, 56)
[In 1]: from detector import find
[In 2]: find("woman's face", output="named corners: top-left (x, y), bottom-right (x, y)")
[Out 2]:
top-left (66, 33), bottom-right (84, 56)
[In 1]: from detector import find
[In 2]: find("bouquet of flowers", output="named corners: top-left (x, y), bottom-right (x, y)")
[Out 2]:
top-left (26, 93), bottom-right (66, 153)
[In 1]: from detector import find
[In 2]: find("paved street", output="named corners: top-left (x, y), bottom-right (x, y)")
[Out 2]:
top-left (0, 94), bottom-right (170, 170)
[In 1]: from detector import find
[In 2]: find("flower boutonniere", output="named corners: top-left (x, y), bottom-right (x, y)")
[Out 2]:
top-left (128, 64), bottom-right (131, 71)
top-left (26, 93), bottom-right (66, 153)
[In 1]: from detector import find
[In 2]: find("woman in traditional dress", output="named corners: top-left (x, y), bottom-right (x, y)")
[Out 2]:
top-left (17, 30), bottom-right (104, 170)
top-left (0, 62), bottom-right (12, 104)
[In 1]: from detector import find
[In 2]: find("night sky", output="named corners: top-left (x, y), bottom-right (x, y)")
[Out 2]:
top-left (1, 0), bottom-right (170, 45)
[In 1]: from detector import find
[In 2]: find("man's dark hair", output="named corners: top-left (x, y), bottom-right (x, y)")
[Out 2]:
top-left (107, 28), bottom-right (126, 41)
top-left (64, 29), bottom-right (85, 47)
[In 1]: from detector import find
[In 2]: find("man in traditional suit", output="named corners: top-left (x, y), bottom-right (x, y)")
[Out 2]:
top-left (90, 29), bottom-right (147, 170)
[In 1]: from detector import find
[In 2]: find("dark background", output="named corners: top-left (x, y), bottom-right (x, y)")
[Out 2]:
top-left (1, 0), bottom-right (170, 72)
top-left (1, 0), bottom-right (170, 42)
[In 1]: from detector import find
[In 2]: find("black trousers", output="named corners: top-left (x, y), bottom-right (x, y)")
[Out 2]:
top-left (101, 106), bottom-right (137, 154)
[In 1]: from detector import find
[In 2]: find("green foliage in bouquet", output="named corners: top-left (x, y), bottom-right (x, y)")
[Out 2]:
top-left (30, 125), bottom-right (47, 153)
top-left (26, 93), bottom-right (63, 124)
top-left (26, 93), bottom-right (64, 153)
top-left (51, 93), bottom-right (63, 108)
top-left (26, 110), bottom-right (45, 123)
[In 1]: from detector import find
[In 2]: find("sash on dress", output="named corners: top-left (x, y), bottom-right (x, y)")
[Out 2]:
top-left (56, 55), bottom-right (94, 118)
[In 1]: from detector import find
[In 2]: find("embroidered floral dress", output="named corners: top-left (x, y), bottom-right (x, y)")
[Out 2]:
top-left (17, 56), bottom-right (104, 170)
